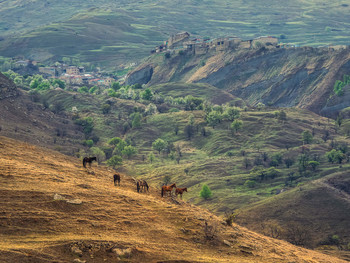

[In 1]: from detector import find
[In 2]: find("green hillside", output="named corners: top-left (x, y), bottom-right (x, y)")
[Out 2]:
top-left (2, 70), bottom-right (350, 259)
top-left (1, 0), bottom-right (350, 66)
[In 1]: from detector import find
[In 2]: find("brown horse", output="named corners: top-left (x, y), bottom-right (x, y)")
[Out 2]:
top-left (113, 173), bottom-right (121, 186)
top-left (175, 187), bottom-right (187, 199)
top-left (137, 180), bottom-right (149, 193)
top-left (161, 183), bottom-right (176, 197)
top-left (83, 157), bottom-right (97, 168)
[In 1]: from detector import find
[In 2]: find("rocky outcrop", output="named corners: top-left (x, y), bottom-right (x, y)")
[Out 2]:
top-left (0, 72), bottom-right (18, 99)
top-left (125, 64), bottom-right (153, 86)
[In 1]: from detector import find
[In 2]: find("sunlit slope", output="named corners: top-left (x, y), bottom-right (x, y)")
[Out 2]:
top-left (0, 135), bottom-right (346, 263)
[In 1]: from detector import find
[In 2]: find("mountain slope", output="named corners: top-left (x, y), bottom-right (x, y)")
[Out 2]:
top-left (0, 135), bottom-right (346, 263)
top-left (236, 171), bottom-right (350, 259)
top-left (128, 47), bottom-right (350, 116)
top-left (1, 0), bottom-right (350, 66)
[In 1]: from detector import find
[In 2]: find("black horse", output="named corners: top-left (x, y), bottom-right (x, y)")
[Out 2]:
top-left (83, 157), bottom-right (97, 168)
top-left (137, 180), bottom-right (149, 193)
top-left (114, 173), bottom-right (121, 186)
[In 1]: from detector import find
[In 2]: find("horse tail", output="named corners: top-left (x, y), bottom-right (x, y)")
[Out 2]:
top-left (161, 187), bottom-right (164, 197)
top-left (145, 181), bottom-right (149, 191)
top-left (83, 158), bottom-right (86, 168)
top-left (137, 181), bottom-right (140, 193)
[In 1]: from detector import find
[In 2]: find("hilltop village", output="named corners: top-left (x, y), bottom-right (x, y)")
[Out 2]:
top-left (153, 32), bottom-right (348, 54)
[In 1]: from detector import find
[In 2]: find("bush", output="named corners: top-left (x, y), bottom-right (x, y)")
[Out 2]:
top-left (106, 155), bottom-right (122, 168)
top-left (74, 117), bottom-right (94, 135)
top-left (84, 139), bottom-right (94, 147)
top-left (226, 151), bottom-right (235, 157)
top-left (102, 103), bottom-right (111, 114)
top-left (244, 180), bottom-right (256, 188)
top-left (200, 184), bottom-right (212, 200)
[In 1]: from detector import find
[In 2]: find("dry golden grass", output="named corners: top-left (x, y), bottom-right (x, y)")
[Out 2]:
top-left (0, 136), bottom-right (346, 263)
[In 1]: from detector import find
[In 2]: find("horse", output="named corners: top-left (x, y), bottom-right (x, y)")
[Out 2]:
top-left (137, 180), bottom-right (149, 193)
top-left (175, 187), bottom-right (187, 199)
top-left (161, 183), bottom-right (176, 197)
top-left (113, 173), bottom-right (121, 186)
top-left (83, 157), bottom-right (97, 168)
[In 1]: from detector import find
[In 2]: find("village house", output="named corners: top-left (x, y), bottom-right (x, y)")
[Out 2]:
top-left (66, 66), bottom-right (80, 75)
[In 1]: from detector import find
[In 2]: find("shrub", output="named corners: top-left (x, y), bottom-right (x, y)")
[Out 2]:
top-left (84, 139), bottom-right (93, 147)
top-left (244, 180), bottom-right (256, 188)
top-left (102, 103), bottom-right (111, 114)
top-left (106, 155), bottom-right (122, 168)
top-left (200, 184), bottom-right (212, 200)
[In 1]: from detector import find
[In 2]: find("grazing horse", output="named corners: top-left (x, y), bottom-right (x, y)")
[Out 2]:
top-left (161, 183), bottom-right (176, 197)
top-left (175, 187), bottom-right (187, 199)
top-left (83, 157), bottom-right (97, 168)
top-left (137, 180), bottom-right (149, 193)
top-left (113, 173), bottom-right (121, 186)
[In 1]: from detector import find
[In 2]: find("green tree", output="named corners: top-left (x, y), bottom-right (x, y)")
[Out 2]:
top-left (141, 88), bottom-right (153, 100)
top-left (112, 82), bottom-right (121, 91)
top-left (90, 147), bottom-right (106, 164)
top-left (148, 152), bottom-right (155, 163)
top-left (107, 155), bottom-right (123, 168)
top-left (84, 139), bottom-right (94, 147)
top-left (74, 117), bottom-right (94, 136)
top-left (302, 130), bottom-right (313, 144)
top-left (37, 80), bottom-right (51, 90)
top-left (334, 80), bottom-right (345, 96)
top-left (78, 86), bottom-right (89, 93)
top-left (230, 120), bottom-right (243, 134)
top-left (51, 79), bottom-right (66, 89)
top-left (224, 107), bottom-right (240, 121)
top-left (284, 158), bottom-right (295, 168)
top-left (152, 138), bottom-right (167, 154)
top-left (121, 145), bottom-right (137, 159)
top-left (89, 86), bottom-right (99, 94)
top-left (131, 112), bottom-right (142, 128)
top-left (108, 137), bottom-right (122, 146)
top-left (244, 180), bottom-right (256, 188)
top-left (200, 184), bottom-right (212, 200)
top-left (14, 76), bottom-right (23, 86)
top-left (307, 161), bottom-right (320, 171)
top-left (29, 75), bottom-right (44, 89)
top-left (206, 110), bottom-right (222, 128)
top-left (102, 104), bottom-right (111, 114)
top-left (326, 149), bottom-right (345, 164)
top-left (275, 110), bottom-right (287, 122)
top-left (256, 102), bottom-right (265, 111)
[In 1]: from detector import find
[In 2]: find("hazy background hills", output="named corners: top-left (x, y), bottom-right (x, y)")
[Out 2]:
top-left (1, 0), bottom-right (350, 67)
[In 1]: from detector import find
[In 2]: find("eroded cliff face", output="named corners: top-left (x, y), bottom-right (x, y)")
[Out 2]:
top-left (127, 47), bottom-right (350, 116)
top-left (0, 72), bottom-right (19, 99)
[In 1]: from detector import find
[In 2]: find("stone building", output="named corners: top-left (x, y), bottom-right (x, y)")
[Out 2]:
top-left (167, 32), bottom-right (190, 49)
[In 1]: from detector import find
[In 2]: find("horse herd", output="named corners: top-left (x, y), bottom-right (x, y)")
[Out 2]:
top-left (83, 157), bottom-right (188, 199)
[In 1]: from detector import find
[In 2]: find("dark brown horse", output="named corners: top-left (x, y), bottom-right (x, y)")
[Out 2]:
top-left (137, 180), bottom-right (149, 193)
top-left (113, 173), bottom-right (121, 186)
top-left (175, 187), bottom-right (187, 199)
top-left (161, 183), bottom-right (176, 197)
top-left (83, 157), bottom-right (97, 168)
